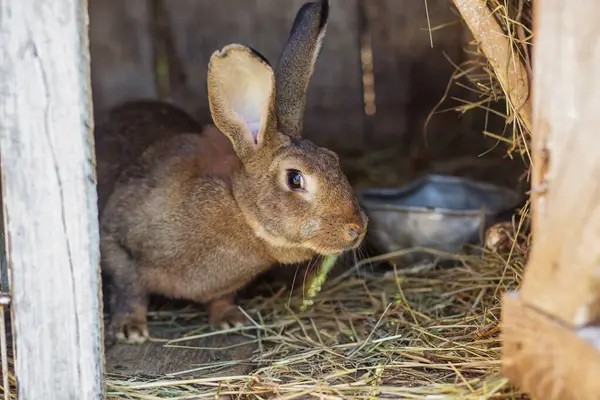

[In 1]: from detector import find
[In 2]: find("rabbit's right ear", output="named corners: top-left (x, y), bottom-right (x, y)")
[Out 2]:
top-left (207, 44), bottom-right (278, 162)
top-left (275, 0), bottom-right (330, 138)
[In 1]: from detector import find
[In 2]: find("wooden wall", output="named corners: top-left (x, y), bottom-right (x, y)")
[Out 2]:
top-left (89, 0), bottom-right (523, 189)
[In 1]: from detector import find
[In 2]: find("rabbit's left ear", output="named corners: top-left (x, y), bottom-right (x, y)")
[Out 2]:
top-left (207, 44), bottom-right (278, 162)
top-left (275, 0), bottom-right (330, 138)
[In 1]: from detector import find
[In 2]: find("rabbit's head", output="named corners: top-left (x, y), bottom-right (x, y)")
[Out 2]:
top-left (207, 0), bottom-right (367, 256)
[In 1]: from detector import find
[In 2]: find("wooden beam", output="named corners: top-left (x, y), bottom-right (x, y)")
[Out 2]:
top-left (517, 0), bottom-right (600, 328)
top-left (0, 0), bottom-right (105, 399)
top-left (502, 0), bottom-right (600, 398)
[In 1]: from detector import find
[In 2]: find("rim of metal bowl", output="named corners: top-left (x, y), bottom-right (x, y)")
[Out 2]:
top-left (357, 174), bottom-right (521, 217)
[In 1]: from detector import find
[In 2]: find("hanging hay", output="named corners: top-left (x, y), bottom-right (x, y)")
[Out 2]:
top-left (429, 0), bottom-right (533, 164)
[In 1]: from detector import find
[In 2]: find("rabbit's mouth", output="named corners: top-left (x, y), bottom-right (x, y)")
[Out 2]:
top-left (307, 234), bottom-right (366, 256)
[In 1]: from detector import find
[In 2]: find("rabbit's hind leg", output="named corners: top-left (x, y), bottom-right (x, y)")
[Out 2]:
top-left (207, 293), bottom-right (248, 330)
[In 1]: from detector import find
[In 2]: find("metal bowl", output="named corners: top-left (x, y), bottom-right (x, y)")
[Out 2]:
top-left (357, 174), bottom-right (521, 263)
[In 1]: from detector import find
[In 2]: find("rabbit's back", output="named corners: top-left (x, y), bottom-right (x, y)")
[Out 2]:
top-left (102, 127), bottom-right (242, 242)
top-left (95, 100), bottom-right (203, 214)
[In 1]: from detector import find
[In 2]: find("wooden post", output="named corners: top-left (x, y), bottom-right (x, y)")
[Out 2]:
top-left (502, 0), bottom-right (600, 399)
top-left (0, 0), bottom-right (105, 399)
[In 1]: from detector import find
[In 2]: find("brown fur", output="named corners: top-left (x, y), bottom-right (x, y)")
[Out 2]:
top-left (100, 0), bottom-right (367, 344)
top-left (94, 100), bottom-right (203, 214)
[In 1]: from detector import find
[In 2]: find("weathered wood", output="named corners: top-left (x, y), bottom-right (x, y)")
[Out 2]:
top-left (516, 0), bottom-right (600, 326)
top-left (163, 0), bottom-right (365, 152)
top-left (363, 0), bottom-right (465, 151)
top-left (502, 0), bottom-right (600, 397)
top-left (0, 0), bottom-right (104, 399)
top-left (89, 0), bottom-right (157, 117)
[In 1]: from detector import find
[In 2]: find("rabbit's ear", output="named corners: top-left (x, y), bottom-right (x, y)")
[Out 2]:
top-left (275, 0), bottom-right (329, 138)
top-left (207, 44), bottom-right (278, 162)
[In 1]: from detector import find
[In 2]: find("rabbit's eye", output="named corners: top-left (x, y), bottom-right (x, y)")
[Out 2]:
top-left (286, 169), bottom-right (305, 191)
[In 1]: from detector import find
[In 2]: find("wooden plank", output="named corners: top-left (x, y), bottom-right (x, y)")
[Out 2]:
top-left (164, 0), bottom-right (365, 152)
top-left (502, 0), bottom-right (600, 397)
top-left (515, 0), bottom-right (600, 326)
top-left (0, 0), bottom-right (105, 398)
top-left (88, 0), bottom-right (157, 117)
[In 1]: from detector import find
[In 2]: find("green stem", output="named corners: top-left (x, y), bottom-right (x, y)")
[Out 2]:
top-left (300, 254), bottom-right (338, 311)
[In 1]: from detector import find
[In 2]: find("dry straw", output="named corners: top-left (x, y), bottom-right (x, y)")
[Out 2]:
top-left (103, 241), bottom-right (529, 399)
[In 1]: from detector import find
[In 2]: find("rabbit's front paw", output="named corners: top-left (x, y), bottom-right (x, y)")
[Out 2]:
top-left (115, 321), bottom-right (150, 344)
top-left (111, 314), bottom-right (150, 344)
top-left (208, 296), bottom-right (248, 330)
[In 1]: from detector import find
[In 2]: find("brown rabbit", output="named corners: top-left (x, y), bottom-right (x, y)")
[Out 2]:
top-left (100, 0), bottom-right (367, 344)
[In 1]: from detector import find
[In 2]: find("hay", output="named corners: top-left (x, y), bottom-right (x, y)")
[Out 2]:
top-left (99, 231), bottom-right (530, 399)
top-left (429, 0), bottom-right (533, 164)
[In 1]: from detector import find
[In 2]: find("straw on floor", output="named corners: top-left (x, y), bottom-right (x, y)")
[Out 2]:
top-left (104, 227), bottom-right (530, 399)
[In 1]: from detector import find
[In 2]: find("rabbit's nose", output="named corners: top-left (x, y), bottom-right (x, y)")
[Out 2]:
top-left (345, 223), bottom-right (364, 242)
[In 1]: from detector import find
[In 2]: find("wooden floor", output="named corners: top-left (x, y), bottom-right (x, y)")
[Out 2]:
top-left (105, 332), bottom-right (256, 378)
